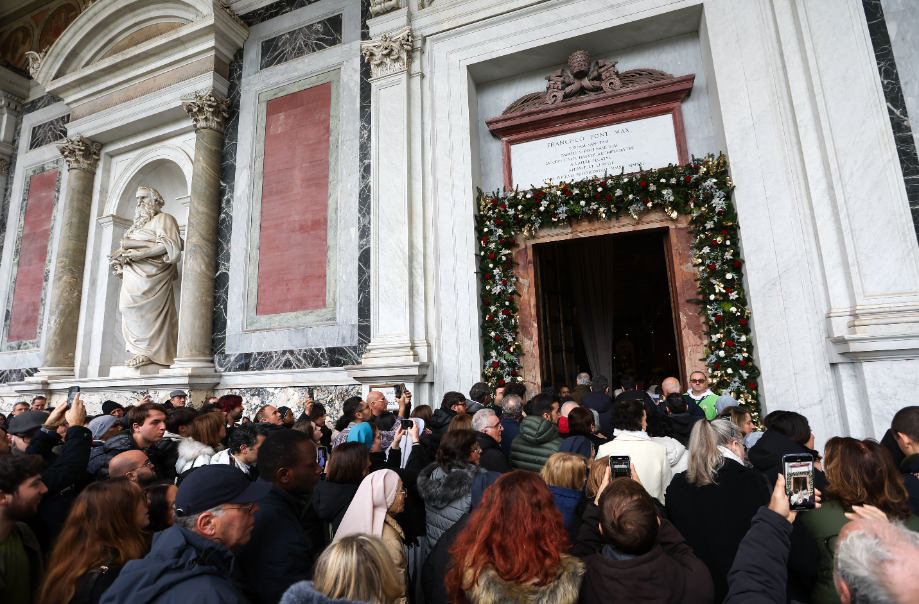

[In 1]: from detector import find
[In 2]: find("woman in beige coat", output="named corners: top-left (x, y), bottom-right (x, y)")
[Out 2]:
top-left (334, 469), bottom-right (409, 604)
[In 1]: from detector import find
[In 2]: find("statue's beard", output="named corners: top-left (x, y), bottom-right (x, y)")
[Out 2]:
top-left (126, 203), bottom-right (156, 237)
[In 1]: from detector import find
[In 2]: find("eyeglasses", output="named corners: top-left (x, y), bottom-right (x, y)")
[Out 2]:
top-left (130, 459), bottom-right (153, 472)
top-left (822, 534), bottom-right (838, 554)
top-left (471, 446), bottom-right (482, 454)
top-left (224, 502), bottom-right (255, 514)
top-left (690, 379), bottom-right (707, 384)
top-left (486, 422), bottom-right (503, 431)
top-left (396, 488), bottom-right (407, 495)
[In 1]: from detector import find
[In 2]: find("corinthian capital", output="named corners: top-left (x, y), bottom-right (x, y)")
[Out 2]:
top-left (361, 27), bottom-right (413, 80)
top-left (57, 136), bottom-right (102, 173)
top-left (182, 89), bottom-right (231, 133)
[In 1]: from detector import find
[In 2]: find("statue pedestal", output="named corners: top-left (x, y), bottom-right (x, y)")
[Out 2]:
top-left (110, 364), bottom-right (167, 378)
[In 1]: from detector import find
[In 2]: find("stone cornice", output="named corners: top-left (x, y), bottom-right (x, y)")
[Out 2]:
top-left (361, 26), bottom-right (413, 80)
top-left (182, 88), bottom-right (230, 133)
top-left (57, 136), bottom-right (103, 173)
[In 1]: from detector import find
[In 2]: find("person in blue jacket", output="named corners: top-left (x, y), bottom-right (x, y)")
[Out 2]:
top-left (100, 465), bottom-right (271, 604)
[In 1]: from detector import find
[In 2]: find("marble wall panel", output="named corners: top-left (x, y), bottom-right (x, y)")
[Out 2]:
top-left (863, 0), bottom-right (919, 235)
top-left (260, 14), bottom-right (343, 70)
top-left (28, 113), bottom-right (70, 151)
top-left (213, 0), bottom-right (371, 370)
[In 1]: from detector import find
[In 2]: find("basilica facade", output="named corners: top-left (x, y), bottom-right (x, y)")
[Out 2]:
top-left (0, 0), bottom-right (916, 446)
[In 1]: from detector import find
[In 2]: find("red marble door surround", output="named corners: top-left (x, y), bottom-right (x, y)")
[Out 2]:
top-left (514, 211), bottom-right (706, 397)
top-left (256, 82), bottom-right (332, 316)
top-left (9, 168), bottom-right (58, 342)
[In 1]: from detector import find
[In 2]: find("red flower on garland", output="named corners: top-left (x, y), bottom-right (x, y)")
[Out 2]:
top-left (511, 370), bottom-right (518, 376)
top-left (734, 261), bottom-right (741, 267)
top-left (685, 176), bottom-right (692, 183)
top-left (726, 340), bottom-right (735, 347)
top-left (721, 230), bottom-right (727, 235)
top-left (495, 219), bottom-right (502, 225)
top-left (486, 315), bottom-right (492, 321)
top-left (711, 240), bottom-right (718, 245)
top-left (739, 360), bottom-right (746, 366)
top-left (606, 194), bottom-right (613, 200)
top-left (492, 361), bottom-right (499, 368)
top-left (488, 253), bottom-right (494, 259)
top-left (709, 345), bottom-right (714, 351)
top-left (500, 203), bottom-right (506, 209)
top-left (491, 199), bottom-right (498, 205)
top-left (565, 190), bottom-right (572, 196)
top-left (640, 181), bottom-right (647, 187)
top-left (715, 315), bottom-right (722, 322)
top-left (484, 299), bottom-right (490, 304)
top-left (740, 318), bottom-right (747, 326)
top-left (715, 363), bottom-right (721, 369)
top-left (481, 237), bottom-right (487, 244)
top-left (501, 279), bottom-right (508, 286)
top-left (495, 336), bottom-right (501, 341)
top-left (748, 382), bottom-right (756, 389)
top-left (709, 264), bottom-right (716, 270)
top-left (502, 309), bottom-right (510, 315)
top-left (498, 379), bottom-right (506, 386)
top-left (725, 288), bottom-right (732, 294)
top-left (596, 194), bottom-right (601, 199)
top-left (485, 274), bottom-right (492, 280)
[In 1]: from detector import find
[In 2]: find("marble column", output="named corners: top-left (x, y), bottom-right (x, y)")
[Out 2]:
top-left (169, 89), bottom-right (228, 372)
top-left (38, 136), bottom-right (102, 376)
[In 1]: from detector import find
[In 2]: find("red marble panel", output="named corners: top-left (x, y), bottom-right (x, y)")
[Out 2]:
top-left (9, 169), bottom-right (58, 342)
top-left (257, 82), bottom-right (332, 316)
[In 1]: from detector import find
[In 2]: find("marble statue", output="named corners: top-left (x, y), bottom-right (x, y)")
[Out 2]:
top-left (108, 187), bottom-right (184, 368)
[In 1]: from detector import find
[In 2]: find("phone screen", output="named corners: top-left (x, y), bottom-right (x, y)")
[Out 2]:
top-left (609, 456), bottom-right (631, 479)
top-left (67, 386), bottom-right (80, 406)
top-left (401, 419), bottom-right (413, 430)
top-left (784, 458), bottom-right (815, 509)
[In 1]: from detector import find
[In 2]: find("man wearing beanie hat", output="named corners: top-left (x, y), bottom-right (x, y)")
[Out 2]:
top-left (101, 400), bottom-right (125, 419)
top-left (100, 465), bottom-right (270, 604)
top-left (87, 415), bottom-right (124, 476)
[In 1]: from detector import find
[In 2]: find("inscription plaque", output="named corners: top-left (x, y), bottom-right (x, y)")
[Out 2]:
top-left (509, 113), bottom-right (680, 188)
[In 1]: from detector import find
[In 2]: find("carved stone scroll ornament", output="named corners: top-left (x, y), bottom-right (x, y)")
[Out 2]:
top-left (502, 50), bottom-right (675, 116)
top-left (361, 27), bottom-right (413, 79)
top-left (57, 136), bottom-right (103, 173)
top-left (24, 49), bottom-right (47, 79)
top-left (182, 89), bottom-right (231, 133)
top-left (370, 0), bottom-right (401, 17)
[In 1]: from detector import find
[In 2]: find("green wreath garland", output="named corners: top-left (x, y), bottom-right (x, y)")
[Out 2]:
top-left (475, 153), bottom-right (762, 417)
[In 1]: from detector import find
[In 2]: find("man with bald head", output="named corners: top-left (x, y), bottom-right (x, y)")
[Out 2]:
top-left (661, 377), bottom-right (706, 420)
top-left (365, 389), bottom-right (410, 450)
top-left (109, 450), bottom-right (158, 487)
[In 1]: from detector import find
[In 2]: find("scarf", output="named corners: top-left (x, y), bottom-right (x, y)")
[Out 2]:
top-left (612, 429), bottom-right (650, 441)
top-left (347, 422), bottom-right (374, 449)
top-left (718, 445), bottom-right (745, 466)
top-left (333, 469), bottom-right (400, 540)
top-left (687, 389), bottom-right (715, 401)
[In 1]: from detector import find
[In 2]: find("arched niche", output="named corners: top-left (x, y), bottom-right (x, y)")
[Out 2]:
top-left (97, 148), bottom-right (191, 370)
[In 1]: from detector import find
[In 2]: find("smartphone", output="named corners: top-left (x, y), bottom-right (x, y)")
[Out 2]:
top-left (609, 455), bottom-right (631, 479)
top-left (400, 419), bottom-right (413, 430)
top-left (783, 453), bottom-right (816, 510)
top-left (67, 386), bottom-right (80, 407)
top-left (394, 383), bottom-right (405, 399)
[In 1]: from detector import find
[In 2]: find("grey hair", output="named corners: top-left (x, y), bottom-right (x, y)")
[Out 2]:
top-left (589, 408), bottom-right (601, 434)
top-left (560, 401), bottom-right (579, 417)
top-left (501, 394), bottom-right (523, 419)
top-left (471, 409), bottom-right (498, 432)
top-left (137, 186), bottom-right (166, 209)
top-left (834, 522), bottom-right (919, 604)
top-left (174, 504), bottom-right (226, 531)
top-left (576, 373), bottom-right (590, 386)
top-left (686, 419), bottom-right (745, 486)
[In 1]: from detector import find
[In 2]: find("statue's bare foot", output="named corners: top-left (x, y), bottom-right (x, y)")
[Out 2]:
top-left (127, 354), bottom-right (153, 368)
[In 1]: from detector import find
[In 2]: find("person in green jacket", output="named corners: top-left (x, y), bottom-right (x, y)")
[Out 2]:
top-left (801, 436), bottom-right (919, 604)
top-left (686, 372), bottom-right (719, 420)
top-left (510, 394), bottom-right (563, 472)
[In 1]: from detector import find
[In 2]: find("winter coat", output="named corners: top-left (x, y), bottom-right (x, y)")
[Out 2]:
top-left (95, 432), bottom-right (165, 481)
top-left (280, 581), bottom-right (375, 604)
top-left (667, 413), bottom-right (698, 447)
top-left (509, 416), bottom-right (564, 472)
top-left (901, 453), bottom-right (919, 517)
top-left (422, 513), bottom-right (468, 604)
top-left (573, 501), bottom-right (713, 604)
top-left (566, 430), bottom-right (608, 453)
top-left (428, 409), bottom-right (456, 436)
top-left (175, 437), bottom-right (217, 475)
top-left (380, 515), bottom-right (409, 604)
top-left (310, 481), bottom-right (359, 547)
top-left (665, 458), bottom-right (772, 603)
top-left (801, 499), bottom-right (919, 604)
top-left (615, 389), bottom-right (661, 417)
top-left (580, 392), bottom-right (614, 436)
top-left (881, 429), bottom-right (907, 469)
top-left (70, 564), bottom-right (124, 604)
top-left (571, 384), bottom-right (591, 405)
top-left (651, 436), bottom-right (688, 474)
top-left (723, 507), bottom-right (796, 604)
top-left (476, 432), bottom-right (511, 473)
top-left (597, 433), bottom-right (672, 502)
top-left (235, 480), bottom-right (313, 604)
top-left (680, 396), bottom-right (708, 421)
top-left (0, 522), bottom-right (43, 602)
top-left (459, 555), bottom-right (585, 604)
top-left (548, 485), bottom-right (584, 530)
top-left (99, 525), bottom-right (249, 604)
top-left (747, 430), bottom-right (828, 491)
top-left (498, 417), bottom-right (521, 459)
top-left (87, 442), bottom-right (108, 477)
top-left (417, 463), bottom-right (486, 549)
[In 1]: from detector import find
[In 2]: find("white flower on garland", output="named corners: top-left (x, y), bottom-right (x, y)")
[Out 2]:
top-left (580, 201), bottom-right (586, 206)
top-left (709, 295), bottom-right (715, 300)
top-left (727, 368), bottom-right (733, 374)
top-left (701, 246), bottom-right (710, 254)
top-left (671, 178), bottom-right (677, 184)
top-left (615, 189), bottom-right (623, 196)
top-left (705, 221), bottom-right (714, 229)
top-left (649, 184), bottom-right (656, 191)
top-left (718, 350), bottom-right (725, 357)
top-left (729, 292), bottom-right (738, 300)
top-left (725, 273), bottom-right (734, 279)
top-left (741, 370), bottom-right (748, 379)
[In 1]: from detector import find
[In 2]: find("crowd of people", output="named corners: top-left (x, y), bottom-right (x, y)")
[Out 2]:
top-left (0, 373), bottom-right (917, 604)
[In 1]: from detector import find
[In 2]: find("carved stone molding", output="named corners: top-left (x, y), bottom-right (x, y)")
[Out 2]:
top-left (57, 136), bottom-right (102, 172)
top-left (361, 27), bottom-right (413, 79)
top-left (182, 88), bottom-right (231, 133)
top-left (218, 0), bottom-right (249, 31)
top-left (24, 49), bottom-right (47, 79)
top-left (502, 50), bottom-right (675, 116)
top-left (0, 91), bottom-right (23, 113)
top-left (0, 158), bottom-right (8, 176)
top-left (370, 0), bottom-right (401, 18)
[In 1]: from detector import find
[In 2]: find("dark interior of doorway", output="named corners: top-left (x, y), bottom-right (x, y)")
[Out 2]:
top-left (536, 229), bottom-right (680, 391)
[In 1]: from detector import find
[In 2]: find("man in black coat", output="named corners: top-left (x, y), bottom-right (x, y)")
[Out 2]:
top-left (9, 398), bottom-right (92, 553)
top-left (471, 409), bottom-right (511, 473)
top-left (615, 374), bottom-right (661, 415)
top-left (890, 406), bottom-right (919, 516)
top-left (662, 393), bottom-right (698, 447)
top-left (428, 391), bottom-right (467, 437)
top-left (235, 430), bottom-right (323, 604)
top-left (580, 376), bottom-right (614, 437)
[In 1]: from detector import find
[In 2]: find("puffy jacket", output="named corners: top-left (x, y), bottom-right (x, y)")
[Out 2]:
top-left (175, 437), bottom-right (217, 474)
top-left (281, 581), bottom-right (374, 604)
top-left (0, 522), bottom-right (43, 601)
top-left (428, 409), bottom-right (456, 436)
top-left (548, 485), bottom-right (584, 530)
top-left (667, 413), bottom-right (698, 447)
top-left (651, 436), bottom-right (688, 474)
top-left (509, 416), bottom-right (564, 472)
top-left (100, 525), bottom-right (249, 604)
top-left (417, 463), bottom-right (486, 549)
top-left (476, 431), bottom-right (511, 473)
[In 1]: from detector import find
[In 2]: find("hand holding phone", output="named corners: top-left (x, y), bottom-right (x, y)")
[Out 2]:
top-left (782, 453), bottom-right (816, 510)
top-left (400, 419), bottom-right (413, 430)
top-left (609, 455), bottom-right (631, 480)
top-left (67, 386), bottom-right (80, 407)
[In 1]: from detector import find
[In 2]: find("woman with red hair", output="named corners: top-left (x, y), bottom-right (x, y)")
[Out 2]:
top-left (445, 470), bottom-right (585, 604)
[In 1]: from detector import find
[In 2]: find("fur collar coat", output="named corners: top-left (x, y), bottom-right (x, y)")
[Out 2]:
top-left (462, 554), bottom-right (585, 604)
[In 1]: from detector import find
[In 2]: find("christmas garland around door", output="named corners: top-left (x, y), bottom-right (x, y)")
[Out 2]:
top-left (476, 154), bottom-right (762, 416)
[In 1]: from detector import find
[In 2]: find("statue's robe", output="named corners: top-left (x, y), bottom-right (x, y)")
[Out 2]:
top-left (119, 212), bottom-right (183, 366)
